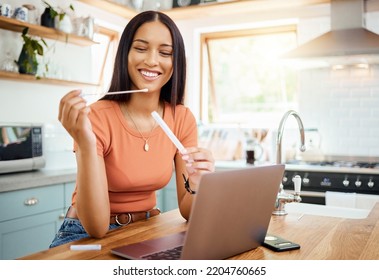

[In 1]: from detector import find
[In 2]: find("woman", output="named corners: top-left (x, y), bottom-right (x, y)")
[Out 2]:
top-left (50, 11), bottom-right (215, 248)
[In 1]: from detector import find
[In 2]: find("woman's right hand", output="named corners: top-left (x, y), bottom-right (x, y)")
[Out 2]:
top-left (58, 90), bottom-right (96, 148)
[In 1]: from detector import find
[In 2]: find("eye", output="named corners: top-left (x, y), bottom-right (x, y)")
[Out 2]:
top-left (134, 47), bottom-right (147, 52)
top-left (160, 51), bottom-right (172, 57)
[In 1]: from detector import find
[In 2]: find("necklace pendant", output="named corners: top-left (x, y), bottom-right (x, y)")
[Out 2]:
top-left (144, 141), bottom-right (149, 152)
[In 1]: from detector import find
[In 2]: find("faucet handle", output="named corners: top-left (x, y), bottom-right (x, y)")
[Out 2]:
top-left (293, 175), bottom-right (301, 194)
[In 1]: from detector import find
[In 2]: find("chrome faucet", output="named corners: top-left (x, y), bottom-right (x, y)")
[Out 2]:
top-left (273, 110), bottom-right (306, 216)
top-left (276, 110), bottom-right (306, 165)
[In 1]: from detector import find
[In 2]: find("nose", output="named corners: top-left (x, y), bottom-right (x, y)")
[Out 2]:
top-left (144, 50), bottom-right (159, 67)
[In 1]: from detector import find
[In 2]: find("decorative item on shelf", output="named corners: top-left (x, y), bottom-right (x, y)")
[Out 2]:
top-left (40, 7), bottom-right (55, 28)
top-left (142, 0), bottom-right (173, 11)
top-left (0, 51), bottom-right (19, 73)
top-left (41, 1), bottom-right (75, 33)
top-left (17, 27), bottom-right (48, 76)
top-left (23, 4), bottom-right (39, 25)
top-left (131, 0), bottom-right (144, 11)
top-left (173, 0), bottom-right (200, 8)
top-left (54, 11), bottom-right (73, 34)
top-left (13, 6), bottom-right (28, 22)
top-left (73, 16), bottom-right (94, 39)
top-left (0, 3), bottom-right (13, 18)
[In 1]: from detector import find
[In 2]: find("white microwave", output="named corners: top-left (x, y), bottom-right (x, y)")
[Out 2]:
top-left (0, 123), bottom-right (45, 174)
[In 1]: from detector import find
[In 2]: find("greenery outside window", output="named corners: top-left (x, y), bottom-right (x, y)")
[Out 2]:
top-left (200, 25), bottom-right (298, 128)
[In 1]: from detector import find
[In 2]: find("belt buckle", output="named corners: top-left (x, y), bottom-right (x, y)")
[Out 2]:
top-left (115, 213), bottom-right (132, 226)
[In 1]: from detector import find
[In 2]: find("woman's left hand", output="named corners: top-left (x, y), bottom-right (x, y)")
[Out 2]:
top-left (181, 147), bottom-right (215, 187)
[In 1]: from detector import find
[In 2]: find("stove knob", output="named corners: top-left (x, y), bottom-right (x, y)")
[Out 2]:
top-left (302, 173), bottom-right (309, 185)
top-left (282, 175), bottom-right (288, 184)
top-left (368, 179), bottom-right (374, 188)
top-left (355, 180), bottom-right (362, 188)
top-left (343, 178), bottom-right (349, 187)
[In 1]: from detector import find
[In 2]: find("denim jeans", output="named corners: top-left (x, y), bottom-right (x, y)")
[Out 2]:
top-left (49, 217), bottom-right (120, 248)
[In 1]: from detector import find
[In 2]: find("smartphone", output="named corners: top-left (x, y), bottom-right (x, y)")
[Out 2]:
top-left (262, 235), bottom-right (301, 252)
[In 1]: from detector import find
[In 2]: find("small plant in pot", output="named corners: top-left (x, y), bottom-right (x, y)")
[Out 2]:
top-left (17, 28), bottom-right (48, 76)
top-left (41, 1), bottom-right (75, 33)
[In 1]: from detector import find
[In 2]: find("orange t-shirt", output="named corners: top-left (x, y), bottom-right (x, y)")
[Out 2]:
top-left (72, 100), bottom-right (197, 214)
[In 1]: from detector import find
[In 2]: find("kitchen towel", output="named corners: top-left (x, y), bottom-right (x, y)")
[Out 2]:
top-left (325, 191), bottom-right (356, 208)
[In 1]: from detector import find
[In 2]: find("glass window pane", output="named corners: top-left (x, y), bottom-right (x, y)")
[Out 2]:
top-left (203, 28), bottom-right (298, 127)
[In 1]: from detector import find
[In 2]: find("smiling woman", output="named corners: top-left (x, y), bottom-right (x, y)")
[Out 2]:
top-left (51, 10), bottom-right (215, 248)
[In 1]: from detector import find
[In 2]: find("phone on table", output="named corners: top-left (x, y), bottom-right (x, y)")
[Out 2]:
top-left (263, 234), bottom-right (300, 252)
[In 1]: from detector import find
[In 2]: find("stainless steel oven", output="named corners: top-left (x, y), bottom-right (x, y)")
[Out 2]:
top-left (282, 156), bottom-right (379, 206)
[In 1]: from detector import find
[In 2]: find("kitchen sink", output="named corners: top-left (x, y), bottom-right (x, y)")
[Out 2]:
top-left (285, 202), bottom-right (370, 219)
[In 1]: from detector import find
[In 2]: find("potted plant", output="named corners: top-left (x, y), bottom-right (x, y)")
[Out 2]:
top-left (17, 28), bottom-right (48, 76)
top-left (41, 1), bottom-right (75, 33)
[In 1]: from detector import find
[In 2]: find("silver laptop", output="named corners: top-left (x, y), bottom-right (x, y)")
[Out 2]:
top-left (111, 164), bottom-right (285, 260)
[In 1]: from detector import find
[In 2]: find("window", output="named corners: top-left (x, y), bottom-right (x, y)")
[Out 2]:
top-left (91, 26), bottom-right (119, 91)
top-left (200, 25), bottom-right (298, 128)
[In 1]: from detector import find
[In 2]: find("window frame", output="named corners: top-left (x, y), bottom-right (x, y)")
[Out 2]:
top-left (199, 24), bottom-right (297, 124)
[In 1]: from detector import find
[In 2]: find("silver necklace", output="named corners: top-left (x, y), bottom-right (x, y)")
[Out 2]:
top-left (125, 109), bottom-right (157, 152)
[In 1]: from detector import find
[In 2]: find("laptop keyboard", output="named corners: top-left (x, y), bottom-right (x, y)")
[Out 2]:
top-left (141, 246), bottom-right (183, 260)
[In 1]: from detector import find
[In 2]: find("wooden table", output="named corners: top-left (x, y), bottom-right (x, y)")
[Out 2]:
top-left (20, 203), bottom-right (379, 260)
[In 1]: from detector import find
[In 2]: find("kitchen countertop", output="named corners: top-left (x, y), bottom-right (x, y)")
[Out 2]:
top-left (19, 202), bottom-right (379, 260)
top-left (216, 160), bottom-right (379, 174)
top-left (0, 169), bottom-right (77, 193)
top-left (3, 159), bottom-right (378, 193)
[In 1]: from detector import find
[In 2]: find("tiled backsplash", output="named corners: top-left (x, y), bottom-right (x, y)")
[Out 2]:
top-left (43, 122), bottom-right (76, 170)
top-left (294, 8), bottom-right (379, 158)
top-left (299, 65), bottom-right (379, 157)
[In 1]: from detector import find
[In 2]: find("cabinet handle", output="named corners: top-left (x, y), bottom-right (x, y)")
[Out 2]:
top-left (24, 197), bottom-right (39, 206)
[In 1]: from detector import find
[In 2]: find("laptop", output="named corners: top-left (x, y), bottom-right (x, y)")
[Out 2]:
top-left (111, 164), bottom-right (285, 260)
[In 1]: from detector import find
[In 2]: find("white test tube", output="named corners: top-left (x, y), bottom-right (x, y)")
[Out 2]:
top-left (151, 111), bottom-right (186, 154)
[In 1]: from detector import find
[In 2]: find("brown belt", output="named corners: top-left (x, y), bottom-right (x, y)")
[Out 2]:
top-left (66, 206), bottom-right (161, 226)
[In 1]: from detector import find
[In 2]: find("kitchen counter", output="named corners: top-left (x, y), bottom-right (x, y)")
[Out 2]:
top-left (19, 202), bottom-right (379, 260)
top-left (216, 160), bottom-right (379, 174)
top-left (0, 169), bottom-right (77, 193)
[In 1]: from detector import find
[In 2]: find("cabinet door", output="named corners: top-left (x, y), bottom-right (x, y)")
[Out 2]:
top-left (0, 184), bottom-right (64, 222)
top-left (64, 182), bottom-right (75, 211)
top-left (0, 210), bottom-right (63, 260)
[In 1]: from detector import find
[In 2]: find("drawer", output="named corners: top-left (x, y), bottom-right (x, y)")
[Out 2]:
top-left (0, 210), bottom-right (62, 259)
top-left (0, 184), bottom-right (64, 222)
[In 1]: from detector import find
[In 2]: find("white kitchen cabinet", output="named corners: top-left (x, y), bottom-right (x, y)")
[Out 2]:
top-left (0, 182), bottom-right (75, 260)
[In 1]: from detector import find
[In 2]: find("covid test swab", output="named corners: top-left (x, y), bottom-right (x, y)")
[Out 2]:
top-left (151, 111), bottom-right (186, 154)
top-left (81, 88), bottom-right (148, 97)
top-left (70, 244), bottom-right (101, 251)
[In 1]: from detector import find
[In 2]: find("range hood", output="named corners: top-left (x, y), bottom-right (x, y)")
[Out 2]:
top-left (282, 0), bottom-right (379, 65)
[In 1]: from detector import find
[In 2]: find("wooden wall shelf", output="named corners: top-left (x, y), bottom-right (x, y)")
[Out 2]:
top-left (0, 70), bottom-right (99, 87)
top-left (78, 0), bottom-right (330, 21)
top-left (0, 16), bottom-right (98, 46)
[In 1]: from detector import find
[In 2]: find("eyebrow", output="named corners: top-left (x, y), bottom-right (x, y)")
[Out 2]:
top-left (133, 39), bottom-right (173, 48)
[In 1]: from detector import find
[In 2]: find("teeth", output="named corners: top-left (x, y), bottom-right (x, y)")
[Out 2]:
top-left (141, 70), bottom-right (158, 77)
